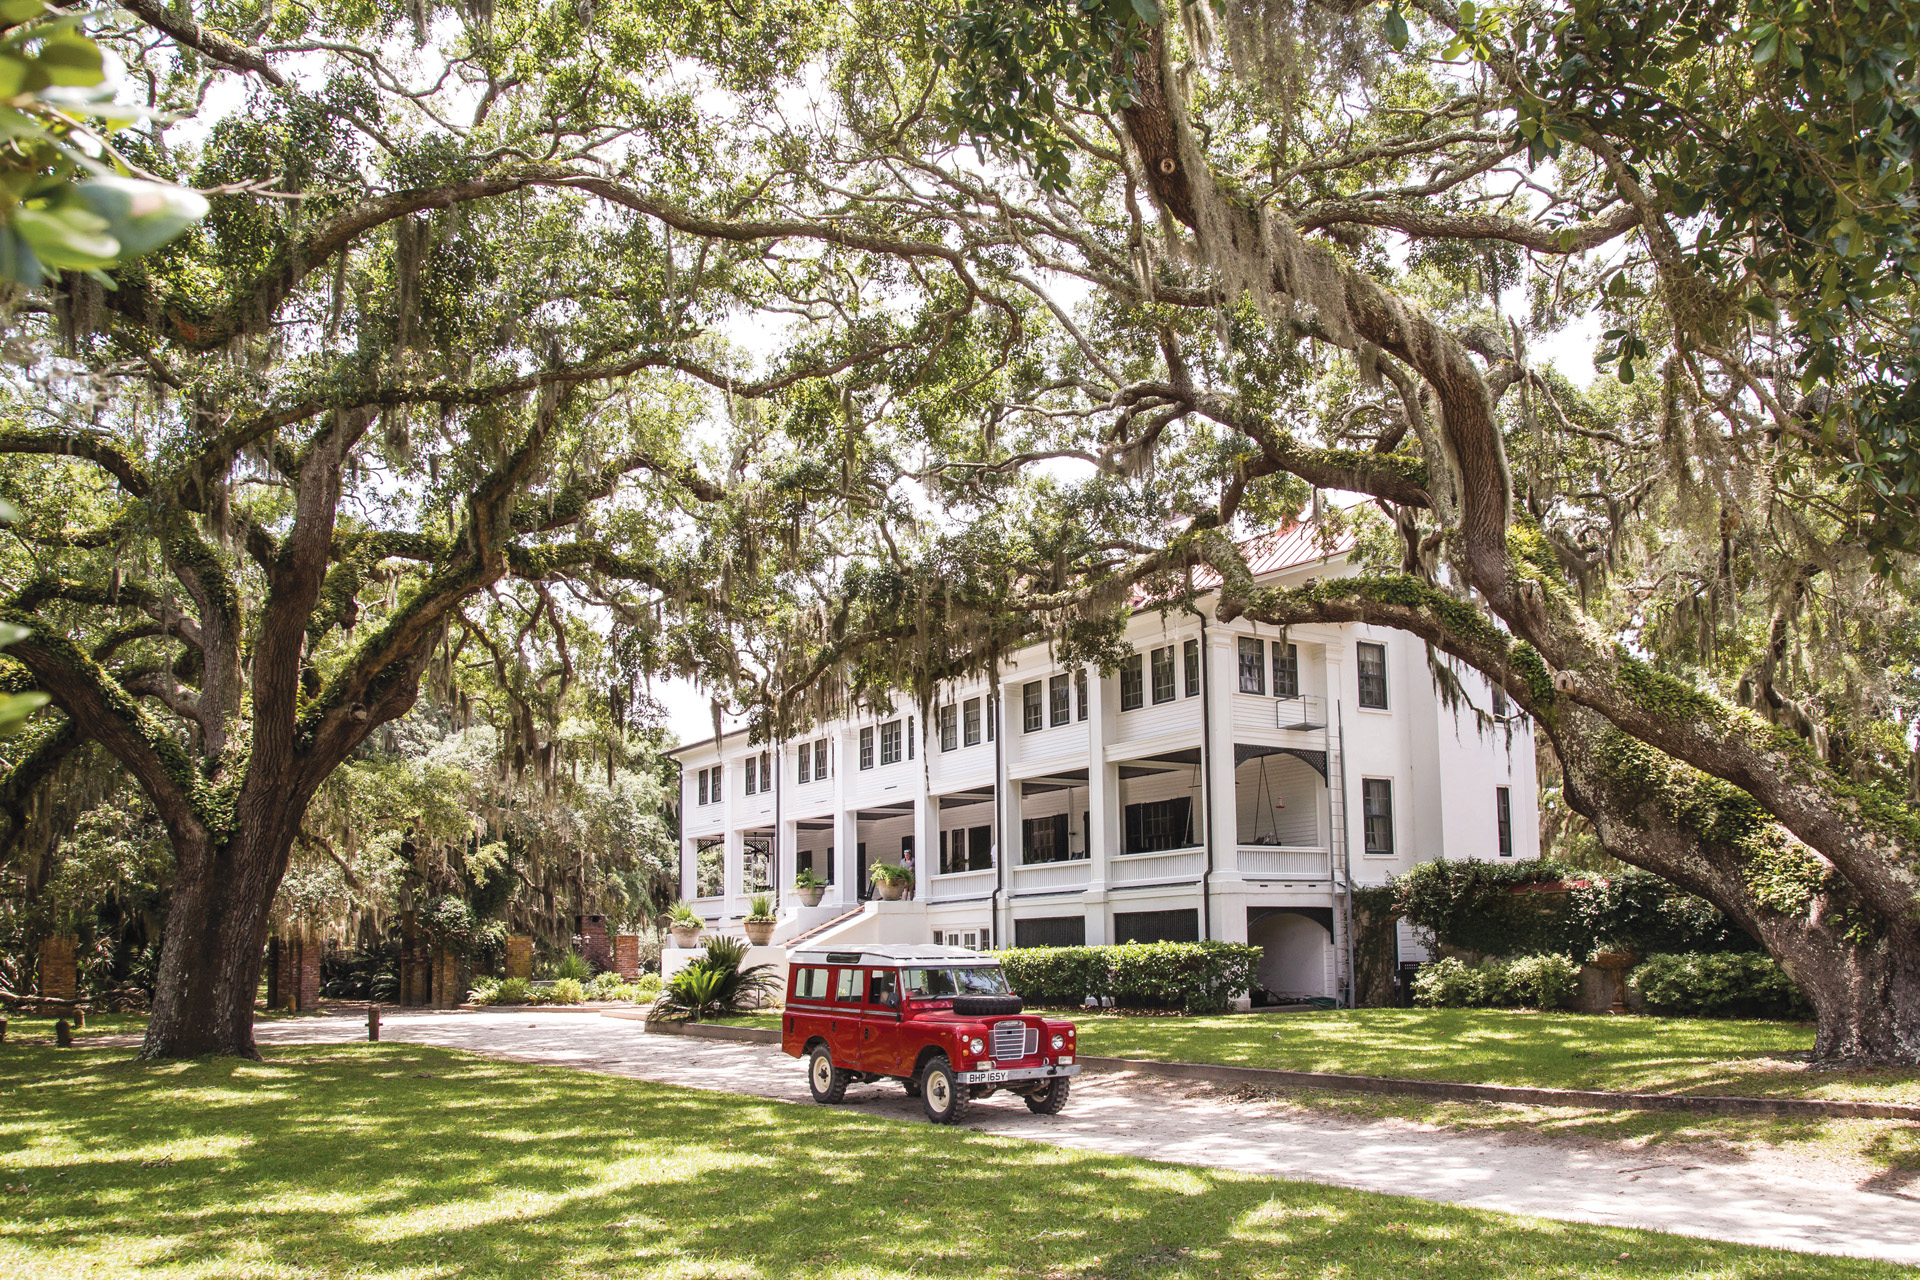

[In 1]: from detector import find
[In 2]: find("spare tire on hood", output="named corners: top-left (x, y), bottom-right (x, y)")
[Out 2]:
top-left (952, 994), bottom-right (1024, 1017)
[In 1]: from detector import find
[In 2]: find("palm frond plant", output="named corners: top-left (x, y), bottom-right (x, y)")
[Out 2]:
top-left (651, 935), bottom-right (777, 1022)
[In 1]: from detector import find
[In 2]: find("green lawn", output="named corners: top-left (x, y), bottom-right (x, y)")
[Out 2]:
top-left (1065, 1008), bottom-right (1920, 1101)
top-left (0, 1043), bottom-right (1906, 1279)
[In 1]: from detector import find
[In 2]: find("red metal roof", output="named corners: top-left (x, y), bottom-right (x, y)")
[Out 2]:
top-left (1131, 522), bottom-right (1357, 607)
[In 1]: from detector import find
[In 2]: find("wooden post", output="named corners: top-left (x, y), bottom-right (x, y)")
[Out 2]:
top-left (367, 1001), bottom-right (380, 1042)
top-left (54, 1019), bottom-right (71, 1047)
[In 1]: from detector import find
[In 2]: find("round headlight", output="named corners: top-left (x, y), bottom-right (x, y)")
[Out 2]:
top-left (1051, 1033), bottom-right (1065, 1051)
top-left (968, 1037), bottom-right (984, 1053)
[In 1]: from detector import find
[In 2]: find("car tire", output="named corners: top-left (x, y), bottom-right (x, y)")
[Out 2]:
top-left (951, 994), bottom-right (1023, 1017)
top-left (1024, 1077), bottom-right (1071, 1114)
top-left (920, 1055), bottom-right (971, 1124)
top-left (807, 1046), bottom-right (848, 1104)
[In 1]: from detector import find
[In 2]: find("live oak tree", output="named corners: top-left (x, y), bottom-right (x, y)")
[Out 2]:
top-left (717, 0), bottom-right (1920, 1060)
top-left (0, 0), bottom-right (1021, 1057)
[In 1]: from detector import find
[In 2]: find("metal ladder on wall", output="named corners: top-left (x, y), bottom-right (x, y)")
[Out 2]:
top-left (1329, 702), bottom-right (1359, 1007)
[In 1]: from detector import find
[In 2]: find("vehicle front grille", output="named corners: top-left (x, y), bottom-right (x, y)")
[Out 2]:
top-left (992, 1020), bottom-right (1030, 1061)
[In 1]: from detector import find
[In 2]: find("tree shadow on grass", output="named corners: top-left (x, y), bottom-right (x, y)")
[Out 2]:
top-left (0, 1044), bottom-right (1906, 1280)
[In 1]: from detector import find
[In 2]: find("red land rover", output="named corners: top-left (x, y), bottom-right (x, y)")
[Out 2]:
top-left (782, 943), bottom-right (1080, 1124)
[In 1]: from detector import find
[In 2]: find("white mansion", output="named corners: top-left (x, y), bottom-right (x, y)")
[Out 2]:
top-left (670, 524), bottom-right (1539, 1004)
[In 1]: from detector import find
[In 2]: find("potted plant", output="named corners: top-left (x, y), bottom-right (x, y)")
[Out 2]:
top-left (669, 902), bottom-right (705, 949)
top-left (870, 862), bottom-right (913, 901)
top-left (744, 894), bottom-right (777, 946)
top-left (794, 868), bottom-right (827, 908)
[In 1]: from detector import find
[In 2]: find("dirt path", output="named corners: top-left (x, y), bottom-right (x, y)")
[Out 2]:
top-left (252, 1010), bottom-right (1920, 1265)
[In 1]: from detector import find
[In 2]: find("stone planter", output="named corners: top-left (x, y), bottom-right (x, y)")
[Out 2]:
top-left (670, 925), bottom-right (702, 949)
top-left (874, 880), bottom-right (906, 902)
top-left (744, 919), bottom-right (776, 946)
top-left (797, 886), bottom-right (825, 908)
top-left (1591, 950), bottom-right (1640, 1015)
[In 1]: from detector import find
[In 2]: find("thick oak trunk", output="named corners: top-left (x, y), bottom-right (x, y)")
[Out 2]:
top-left (141, 799), bottom-right (303, 1059)
top-left (1770, 920), bottom-right (1920, 1065)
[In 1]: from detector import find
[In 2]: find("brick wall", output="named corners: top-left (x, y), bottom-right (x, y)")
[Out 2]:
top-left (38, 935), bottom-right (76, 1002)
top-left (506, 936), bottom-right (533, 979)
top-left (613, 934), bottom-right (640, 980)
top-left (577, 914), bottom-right (610, 971)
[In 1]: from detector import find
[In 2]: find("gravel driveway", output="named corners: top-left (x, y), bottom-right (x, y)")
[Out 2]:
top-left (252, 1009), bottom-right (1920, 1265)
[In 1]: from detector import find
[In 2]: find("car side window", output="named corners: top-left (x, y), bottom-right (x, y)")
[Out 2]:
top-left (834, 967), bottom-right (861, 1003)
top-left (793, 967), bottom-right (828, 999)
top-left (868, 969), bottom-right (896, 1006)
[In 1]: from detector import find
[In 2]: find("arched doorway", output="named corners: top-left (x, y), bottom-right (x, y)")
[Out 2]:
top-left (1247, 907), bottom-right (1333, 1002)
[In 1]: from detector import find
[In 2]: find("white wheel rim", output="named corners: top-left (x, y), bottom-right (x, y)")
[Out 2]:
top-left (927, 1071), bottom-right (951, 1111)
top-left (812, 1055), bottom-right (831, 1092)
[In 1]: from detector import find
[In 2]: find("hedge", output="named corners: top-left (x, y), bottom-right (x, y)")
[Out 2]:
top-left (1397, 859), bottom-right (1756, 960)
top-left (1411, 953), bottom-right (1580, 1010)
top-left (1629, 951), bottom-right (1812, 1020)
top-left (994, 941), bottom-right (1264, 1014)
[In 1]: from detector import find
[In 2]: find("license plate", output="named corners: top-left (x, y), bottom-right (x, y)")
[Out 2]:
top-left (973, 1070), bottom-right (1008, 1083)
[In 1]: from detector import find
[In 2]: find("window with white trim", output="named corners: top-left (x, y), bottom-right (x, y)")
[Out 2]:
top-left (1357, 641), bottom-right (1389, 709)
top-left (1184, 639), bottom-right (1200, 697)
top-left (880, 719), bottom-right (902, 765)
top-left (1049, 673), bottom-right (1070, 726)
top-left (1119, 654), bottom-right (1144, 710)
top-left (1150, 645), bottom-right (1176, 704)
top-left (1238, 636), bottom-right (1266, 694)
top-left (1362, 778), bottom-right (1395, 855)
top-left (1497, 786), bottom-right (1513, 857)
top-left (1272, 643), bottom-right (1299, 698)
top-left (1022, 681), bottom-right (1043, 732)
top-left (939, 704), bottom-right (958, 751)
top-left (963, 698), bottom-right (981, 746)
top-left (859, 726), bottom-right (874, 770)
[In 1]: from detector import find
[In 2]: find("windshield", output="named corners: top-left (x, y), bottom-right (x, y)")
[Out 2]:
top-left (901, 966), bottom-right (1012, 998)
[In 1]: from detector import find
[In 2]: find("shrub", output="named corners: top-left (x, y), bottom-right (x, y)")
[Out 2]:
top-left (746, 894), bottom-right (776, 922)
top-left (996, 946), bottom-right (1112, 1006)
top-left (1397, 859), bottom-right (1758, 961)
top-left (547, 976), bottom-right (587, 1005)
top-left (1412, 956), bottom-right (1482, 1007)
top-left (586, 970), bottom-right (630, 1001)
top-left (632, 972), bottom-right (661, 999)
top-left (993, 942), bottom-right (1263, 1014)
top-left (670, 902), bottom-right (704, 928)
top-left (1630, 952), bottom-right (1812, 1020)
top-left (1412, 953), bottom-right (1578, 1009)
top-left (1506, 953), bottom-right (1580, 1009)
top-left (554, 951), bottom-right (591, 982)
top-left (470, 976), bottom-right (534, 1006)
top-left (651, 936), bottom-right (777, 1021)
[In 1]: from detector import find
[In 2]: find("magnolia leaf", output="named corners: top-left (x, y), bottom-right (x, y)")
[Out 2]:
top-left (75, 175), bottom-right (208, 257)
top-left (1384, 3), bottom-right (1409, 51)
top-left (12, 203), bottom-right (117, 268)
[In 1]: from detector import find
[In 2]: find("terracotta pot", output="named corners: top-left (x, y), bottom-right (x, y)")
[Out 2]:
top-left (670, 925), bottom-right (701, 949)
top-left (744, 920), bottom-right (775, 946)
top-left (875, 880), bottom-right (906, 902)
top-left (798, 887), bottom-right (825, 908)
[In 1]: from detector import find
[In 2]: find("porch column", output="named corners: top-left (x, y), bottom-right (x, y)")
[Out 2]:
top-left (1204, 628), bottom-right (1243, 941)
top-left (832, 727), bottom-right (857, 907)
top-left (1084, 663), bottom-right (1113, 945)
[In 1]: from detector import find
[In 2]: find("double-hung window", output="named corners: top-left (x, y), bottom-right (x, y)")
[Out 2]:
top-left (963, 698), bottom-right (982, 746)
top-left (1357, 641), bottom-right (1389, 709)
top-left (1362, 778), bottom-right (1395, 855)
top-left (744, 757), bottom-right (757, 795)
top-left (1075, 668), bottom-right (1089, 720)
top-left (880, 719), bottom-right (902, 765)
top-left (859, 726), bottom-right (875, 770)
top-left (1049, 673), bottom-right (1070, 726)
top-left (1150, 645), bottom-right (1176, 704)
top-left (696, 767), bottom-right (709, 806)
top-left (1272, 643), bottom-right (1299, 698)
top-left (1238, 637), bottom-right (1266, 694)
top-left (797, 744), bottom-right (811, 784)
top-left (939, 704), bottom-right (958, 751)
top-left (1496, 786), bottom-right (1513, 857)
top-left (813, 739), bottom-right (828, 780)
top-left (1491, 685), bottom-right (1510, 717)
top-left (1184, 639), bottom-right (1200, 697)
top-left (1119, 654), bottom-right (1144, 711)
top-left (1022, 681), bottom-right (1043, 732)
